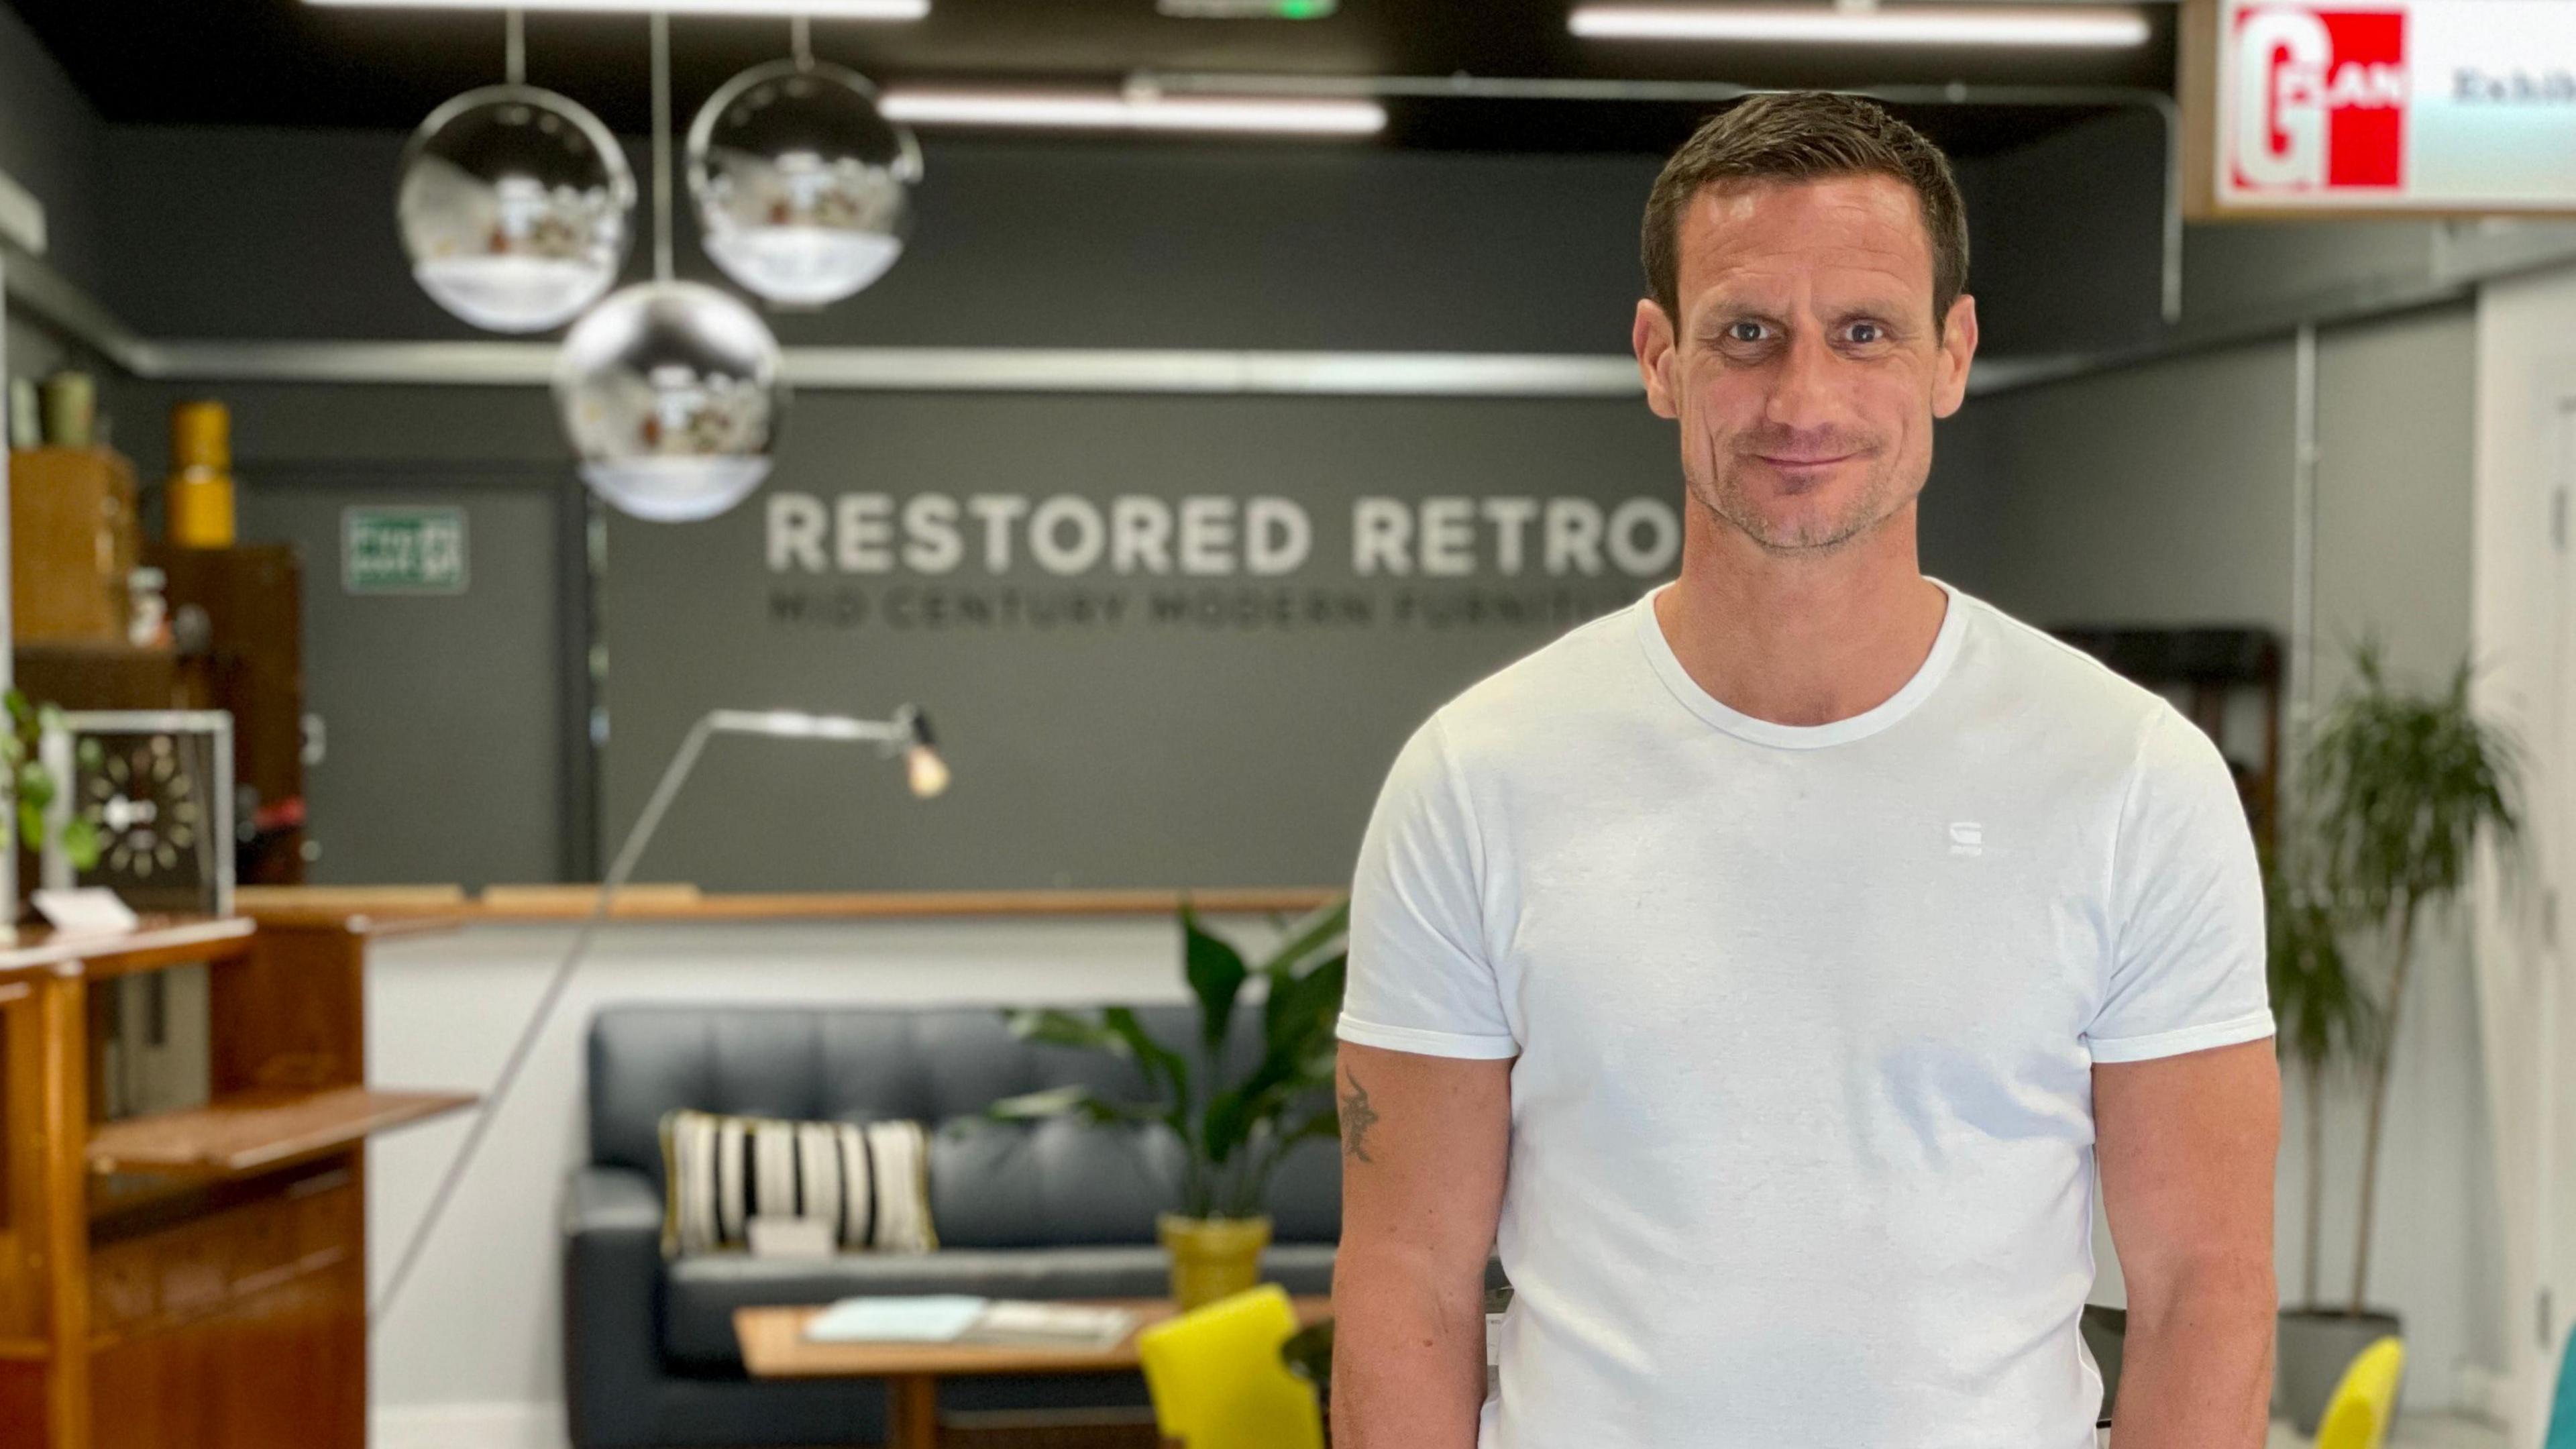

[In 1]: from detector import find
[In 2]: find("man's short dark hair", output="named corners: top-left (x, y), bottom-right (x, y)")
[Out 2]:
top-left (1641, 91), bottom-right (1969, 332)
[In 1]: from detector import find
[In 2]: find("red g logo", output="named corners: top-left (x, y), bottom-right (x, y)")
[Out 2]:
top-left (2231, 5), bottom-right (2407, 192)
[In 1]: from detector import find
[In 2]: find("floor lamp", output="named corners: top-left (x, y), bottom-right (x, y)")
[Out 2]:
top-left (370, 704), bottom-right (949, 1324)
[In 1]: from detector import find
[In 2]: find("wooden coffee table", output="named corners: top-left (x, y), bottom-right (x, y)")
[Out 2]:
top-left (736, 1295), bottom-right (1332, 1449)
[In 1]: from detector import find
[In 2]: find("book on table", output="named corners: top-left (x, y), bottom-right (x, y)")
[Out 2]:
top-left (802, 1296), bottom-right (1140, 1350)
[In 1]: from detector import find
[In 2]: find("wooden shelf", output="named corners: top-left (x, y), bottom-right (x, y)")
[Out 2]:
top-left (238, 884), bottom-right (1345, 924)
top-left (0, 918), bottom-right (255, 986)
top-left (85, 1086), bottom-right (476, 1179)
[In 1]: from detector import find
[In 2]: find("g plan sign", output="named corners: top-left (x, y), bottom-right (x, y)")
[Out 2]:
top-left (2188, 0), bottom-right (2576, 215)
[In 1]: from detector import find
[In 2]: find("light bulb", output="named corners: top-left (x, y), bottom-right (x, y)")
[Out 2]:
top-left (906, 744), bottom-right (951, 799)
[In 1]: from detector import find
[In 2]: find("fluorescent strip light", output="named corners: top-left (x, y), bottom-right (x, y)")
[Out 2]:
top-left (307, 0), bottom-right (927, 17)
top-left (1568, 4), bottom-right (2150, 48)
top-left (879, 89), bottom-right (1387, 136)
top-left (1157, 0), bottom-right (1338, 15)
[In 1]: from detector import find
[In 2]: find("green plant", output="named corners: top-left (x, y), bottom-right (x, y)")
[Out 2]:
top-left (2304, 641), bottom-right (2520, 1315)
top-left (2264, 851), bottom-right (2375, 1308)
top-left (2, 690), bottom-right (100, 871)
top-left (994, 897), bottom-right (1350, 1220)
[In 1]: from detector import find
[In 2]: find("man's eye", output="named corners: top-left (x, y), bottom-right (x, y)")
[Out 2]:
top-left (1725, 321), bottom-right (1768, 343)
top-left (1847, 322), bottom-right (1883, 344)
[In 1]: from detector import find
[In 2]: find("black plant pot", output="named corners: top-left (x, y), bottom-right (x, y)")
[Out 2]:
top-left (2277, 1307), bottom-right (2404, 1436)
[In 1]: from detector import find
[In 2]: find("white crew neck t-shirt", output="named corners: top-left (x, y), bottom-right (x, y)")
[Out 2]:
top-left (1338, 580), bottom-right (2274, 1449)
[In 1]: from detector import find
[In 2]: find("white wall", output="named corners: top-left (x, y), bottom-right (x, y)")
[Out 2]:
top-left (2469, 261), bottom-right (2576, 1449)
top-left (364, 914), bottom-right (1275, 1448)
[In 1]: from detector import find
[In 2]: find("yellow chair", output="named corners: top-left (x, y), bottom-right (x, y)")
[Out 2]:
top-left (1137, 1285), bottom-right (1326, 1449)
top-left (2314, 1337), bottom-right (2406, 1449)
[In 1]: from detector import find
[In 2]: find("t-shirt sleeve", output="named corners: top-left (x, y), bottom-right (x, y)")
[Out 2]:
top-left (1337, 715), bottom-right (1519, 1060)
top-left (2087, 706), bottom-right (2277, 1065)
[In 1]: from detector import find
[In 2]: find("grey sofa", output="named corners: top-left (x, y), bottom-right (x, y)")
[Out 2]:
top-left (563, 1003), bottom-right (1342, 1448)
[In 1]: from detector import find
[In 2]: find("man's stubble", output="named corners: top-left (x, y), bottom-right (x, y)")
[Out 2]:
top-left (1680, 417), bottom-right (1921, 559)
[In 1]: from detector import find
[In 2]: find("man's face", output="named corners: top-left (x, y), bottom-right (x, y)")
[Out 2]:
top-left (1632, 173), bottom-right (1976, 557)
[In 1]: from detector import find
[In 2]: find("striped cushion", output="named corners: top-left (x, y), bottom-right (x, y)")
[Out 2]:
top-left (657, 1109), bottom-right (937, 1257)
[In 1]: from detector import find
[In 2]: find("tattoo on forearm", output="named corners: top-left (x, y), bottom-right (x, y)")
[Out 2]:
top-left (1340, 1069), bottom-right (1379, 1164)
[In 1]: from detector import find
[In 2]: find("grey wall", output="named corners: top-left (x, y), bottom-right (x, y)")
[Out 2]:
top-left (2313, 309), bottom-right (2475, 692)
top-left (1960, 107), bottom-right (2576, 361)
top-left (97, 122), bottom-right (1663, 355)
top-left (0, 1), bottom-right (107, 294)
top-left (1947, 337), bottom-right (2298, 631)
top-left (601, 391), bottom-right (1673, 892)
top-left (1955, 107), bottom-right (2171, 358)
top-left (0, 0), bottom-right (114, 421)
top-left (236, 470), bottom-right (570, 888)
top-left (87, 127), bottom-right (1682, 890)
top-left (110, 378), bottom-right (578, 887)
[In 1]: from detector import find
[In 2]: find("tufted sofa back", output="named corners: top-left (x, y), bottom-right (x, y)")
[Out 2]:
top-left (586, 1004), bottom-right (1342, 1247)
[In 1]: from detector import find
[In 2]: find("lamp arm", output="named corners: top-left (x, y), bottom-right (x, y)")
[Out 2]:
top-left (368, 707), bottom-right (724, 1326)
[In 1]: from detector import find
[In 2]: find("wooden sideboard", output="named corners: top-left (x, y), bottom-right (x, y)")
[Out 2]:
top-left (0, 916), bottom-right (473, 1449)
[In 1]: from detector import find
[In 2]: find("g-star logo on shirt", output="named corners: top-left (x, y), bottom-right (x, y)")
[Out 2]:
top-left (1948, 821), bottom-right (1985, 857)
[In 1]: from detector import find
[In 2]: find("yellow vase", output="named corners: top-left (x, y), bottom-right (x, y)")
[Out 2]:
top-left (1158, 1213), bottom-right (1273, 1311)
top-left (166, 400), bottom-right (236, 547)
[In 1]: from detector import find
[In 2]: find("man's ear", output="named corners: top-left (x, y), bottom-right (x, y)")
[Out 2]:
top-left (1931, 293), bottom-right (1978, 420)
top-left (1633, 299), bottom-right (1680, 420)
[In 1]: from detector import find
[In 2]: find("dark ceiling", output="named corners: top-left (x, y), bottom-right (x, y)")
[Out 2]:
top-left (7, 0), bottom-right (2174, 157)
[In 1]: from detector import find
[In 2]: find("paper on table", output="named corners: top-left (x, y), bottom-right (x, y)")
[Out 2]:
top-left (961, 1301), bottom-right (1139, 1350)
top-left (802, 1295), bottom-right (990, 1344)
top-left (32, 888), bottom-right (140, 936)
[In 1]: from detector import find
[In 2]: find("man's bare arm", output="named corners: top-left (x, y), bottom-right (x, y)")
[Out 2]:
top-left (2096, 1039), bottom-right (2281, 1449)
top-left (1330, 1041), bottom-right (1513, 1449)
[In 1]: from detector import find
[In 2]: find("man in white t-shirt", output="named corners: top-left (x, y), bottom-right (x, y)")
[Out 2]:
top-left (1329, 93), bottom-right (2279, 1449)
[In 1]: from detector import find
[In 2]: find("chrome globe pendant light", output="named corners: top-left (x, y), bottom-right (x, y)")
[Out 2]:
top-left (555, 13), bottom-right (786, 523)
top-left (687, 16), bottom-right (921, 307)
top-left (398, 11), bottom-right (635, 333)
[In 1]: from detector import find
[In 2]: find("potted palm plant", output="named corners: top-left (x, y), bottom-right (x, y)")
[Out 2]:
top-left (996, 897), bottom-right (1349, 1309)
top-left (2271, 644), bottom-right (2520, 1432)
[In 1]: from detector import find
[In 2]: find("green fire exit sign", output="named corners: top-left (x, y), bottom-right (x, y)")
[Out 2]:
top-left (342, 506), bottom-right (468, 595)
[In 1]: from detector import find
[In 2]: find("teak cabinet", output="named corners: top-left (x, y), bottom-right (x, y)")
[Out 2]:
top-left (0, 916), bottom-right (472, 1449)
top-left (7, 447), bottom-right (139, 647)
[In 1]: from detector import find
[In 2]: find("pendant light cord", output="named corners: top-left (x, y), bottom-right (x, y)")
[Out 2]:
top-left (792, 14), bottom-right (814, 71)
top-left (651, 11), bottom-right (674, 283)
top-left (504, 9), bottom-right (525, 86)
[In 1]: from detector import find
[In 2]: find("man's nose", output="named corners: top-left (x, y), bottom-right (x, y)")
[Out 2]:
top-left (1762, 329), bottom-right (1841, 430)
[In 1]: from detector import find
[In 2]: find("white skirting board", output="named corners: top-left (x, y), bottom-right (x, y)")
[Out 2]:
top-left (373, 1402), bottom-right (567, 1449)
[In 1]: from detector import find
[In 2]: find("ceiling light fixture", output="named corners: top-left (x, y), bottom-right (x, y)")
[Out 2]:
top-left (394, 13), bottom-right (633, 332)
top-left (689, 19), bottom-right (922, 306)
top-left (1567, 4), bottom-right (2151, 48)
top-left (1156, 0), bottom-right (1338, 17)
top-left (877, 88), bottom-right (1386, 136)
top-left (309, 0), bottom-right (927, 19)
top-left (554, 13), bottom-right (786, 523)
